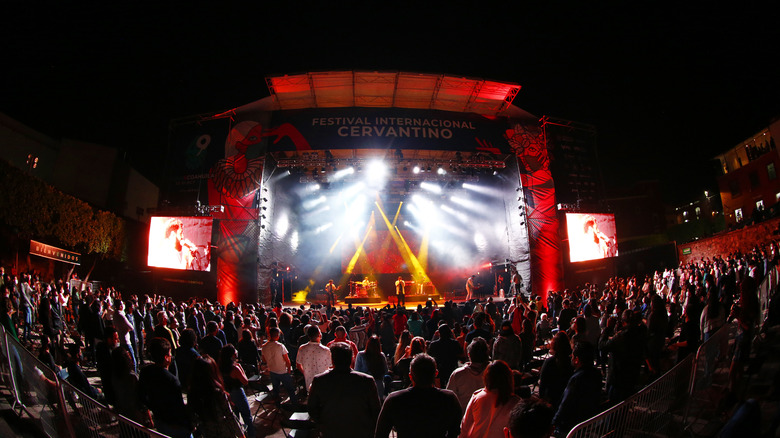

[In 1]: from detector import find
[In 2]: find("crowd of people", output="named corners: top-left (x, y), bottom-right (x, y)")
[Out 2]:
top-left (0, 236), bottom-right (777, 438)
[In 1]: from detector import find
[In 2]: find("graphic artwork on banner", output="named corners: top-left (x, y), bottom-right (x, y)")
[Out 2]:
top-left (167, 118), bottom-right (231, 205)
top-left (507, 122), bottom-right (562, 300)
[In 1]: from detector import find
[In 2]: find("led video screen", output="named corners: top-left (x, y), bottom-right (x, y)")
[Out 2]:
top-left (566, 212), bottom-right (618, 263)
top-left (148, 216), bottom-right (213, 271)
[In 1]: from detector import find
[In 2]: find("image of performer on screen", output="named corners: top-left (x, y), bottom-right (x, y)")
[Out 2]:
top-left (155, 218), bottom-right (199, 270)
top-left (395, 276), bottom-right (406, 307)
top-left (583, 215), bottom-right (616, 259)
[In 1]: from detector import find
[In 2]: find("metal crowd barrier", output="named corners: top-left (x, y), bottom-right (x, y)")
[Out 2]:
top-left (3, 330), bottom-right (71, 437)
top-left (565, 354), bottom-right (695, 438)
top-left (759, 265), bottom-right (779, 329)
top-left (0, 325), bottom-right (166, 438)
top-left (682, 323), bottom-right (738, 436)
top-left (58, 378), bottom-right (167, 438)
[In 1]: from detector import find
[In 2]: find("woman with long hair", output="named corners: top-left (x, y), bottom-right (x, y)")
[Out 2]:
top-left (394, 336), bottom-right (426, 387)
top-left (219, 344), bottom-right (255, 437)
top-left (190, 356), bottom-right (244, 438)
top-left (393, 330), bottom-right (412, 365)
top-left (355, 335), bottom-right (389, 400)
top-left (459, 360), bottom-right (521, 438)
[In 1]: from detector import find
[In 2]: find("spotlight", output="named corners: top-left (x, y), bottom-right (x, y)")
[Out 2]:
top-left (437, 167), bottom-right (446, 175)
top-left (427, 166), bottom-right (432, 172)
top-left (493, 170), bottom-right (499, 176)
top-left (320, 167), bottom-right (326, 173)
top-left (413, 166), bottom-right (421, 174)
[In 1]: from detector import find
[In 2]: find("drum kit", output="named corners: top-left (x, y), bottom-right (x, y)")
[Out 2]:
top-left (349, 281), bottom-right (377, 298)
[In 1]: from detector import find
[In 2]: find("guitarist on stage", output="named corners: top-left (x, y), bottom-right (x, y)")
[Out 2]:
top-left (324, 279), bottom-right (339, 308)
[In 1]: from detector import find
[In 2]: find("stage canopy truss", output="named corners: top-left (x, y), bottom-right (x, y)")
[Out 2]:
top-left (265, 71), bottom-right (521, 116)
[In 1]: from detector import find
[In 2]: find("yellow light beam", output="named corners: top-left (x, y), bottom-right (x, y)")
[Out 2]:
top-left (392, 202), bottom-right (403, 227)
top-left (375, 202), bottom-right (433, 289)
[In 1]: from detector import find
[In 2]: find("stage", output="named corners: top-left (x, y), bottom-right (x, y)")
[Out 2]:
top-left (287, 289), bottom-right (515, 309)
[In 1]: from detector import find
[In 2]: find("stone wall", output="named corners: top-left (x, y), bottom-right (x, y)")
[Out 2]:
top-left (678, 217), bottom-right (780, 264)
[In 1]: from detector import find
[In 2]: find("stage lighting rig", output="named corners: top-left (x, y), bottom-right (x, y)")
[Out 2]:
top-left (195, 201), bottom-right (225, 215)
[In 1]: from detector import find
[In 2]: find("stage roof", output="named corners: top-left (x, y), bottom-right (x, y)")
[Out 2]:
top-left (264, 71), bottom-right (521, 116)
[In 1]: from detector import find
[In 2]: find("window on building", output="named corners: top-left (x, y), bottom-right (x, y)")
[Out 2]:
top-left (730, 180), bottom-right (741, 197)
top-left (695, 207), bottom-right (701, 217)
top-left (735, 208), bottom-right (743, 223)
top-left (757, 200), bottom-right (765, 210)
top-left (749, 171), bottom-right (760, 188)
top-left (768, 162), bottom-right (776, 180)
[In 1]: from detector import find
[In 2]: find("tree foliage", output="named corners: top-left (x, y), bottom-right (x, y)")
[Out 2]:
top-left (0, 159), bottom-right (125, 260)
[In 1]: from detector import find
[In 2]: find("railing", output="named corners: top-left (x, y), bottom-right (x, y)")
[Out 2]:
top-left (682, 322), bottom-right (736, 437)
top-left (565, 353), bottom-right (695, 438)
top-left (565, 263), bottom-right (779, 438)
top-left (758, 265), bottom-right (779, 329)
top-left (0, 325), bottom-right (166, 438)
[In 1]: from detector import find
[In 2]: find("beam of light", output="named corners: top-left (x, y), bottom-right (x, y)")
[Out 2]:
top-left (345, 219), bottom-right (374, 274)
top-left (392, 202), bottom-right (403, 227)
top-left (396, 225), bottom-right (429, 271)
top-left (306, 183), bottom-right (320, 192)
top-left (449, 195), bottom-right (483, 214)
top-left (303, 195), bottom-right (327, 210)
top-left (315, 222), bottom-right (333, 234)
top-left (439, 221), bottom-right (470, 238)
top-left (275, 212), bottom-right (289, 237)
top-left (268, 170), bottom-right (290, 184)
top-left (365, 160), bottom-right (388, 188)
top-left (474, 232), bottom-right (487, 252)
top-left (376, 202), bottom-right (434, 290)
top-left (330, 167), bottom-right (355, 181)
top-left (420, 181), bottom-right (442, 194)
top-left (329, 233), bottom-right (343, 254)
top-left (462, 182), bottom-right (505, 198)
top-left (440, 204), bottom-right (469, 223)
top-left (339, 181), bottom-right (365, 202)
top-left (344, 195), bottom-right (368, 228)
top-left (304, 204), bottom-right (331, 218)
top-left (290, 231), bottom-right (299, 252)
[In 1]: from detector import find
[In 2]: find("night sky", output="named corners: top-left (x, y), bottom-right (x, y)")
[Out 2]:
top-left (3, 3), bottom-right (779, 204)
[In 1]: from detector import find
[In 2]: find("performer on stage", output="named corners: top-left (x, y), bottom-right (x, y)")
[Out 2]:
top-left (465, 275), bottom-right (477, 300)
top-left (395, 276), bottom-right (406, 307)
top-left (324, 279), bottom-right (339, 308)
top-left (509, 268), bottom-right (523, 298)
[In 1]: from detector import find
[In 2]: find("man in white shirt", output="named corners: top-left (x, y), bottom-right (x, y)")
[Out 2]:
top-left (262, 327), bottom-right (298, 403)
top-left (296, 325), bottom-right (331, 391)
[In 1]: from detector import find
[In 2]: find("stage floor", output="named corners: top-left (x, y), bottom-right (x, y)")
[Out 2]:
top-left (286, 291), bottom-right (511, 309)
